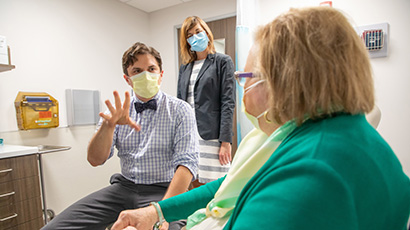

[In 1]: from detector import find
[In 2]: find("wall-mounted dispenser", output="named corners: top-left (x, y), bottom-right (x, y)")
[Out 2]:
top-left (14, 92), bottom-right (59, 130)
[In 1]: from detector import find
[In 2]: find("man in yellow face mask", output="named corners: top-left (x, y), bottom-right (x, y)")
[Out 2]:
top-left (42, 42), bottom-right (199, 230)
top-left (110, 44), bottom-right (284, 230)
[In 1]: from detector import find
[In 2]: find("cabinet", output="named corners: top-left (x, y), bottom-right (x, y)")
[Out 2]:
top-left (0, 155), bottom-right (44, 229)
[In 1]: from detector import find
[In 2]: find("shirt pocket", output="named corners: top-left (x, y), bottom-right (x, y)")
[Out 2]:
top-left (115, 126), bottom-right (139, 156)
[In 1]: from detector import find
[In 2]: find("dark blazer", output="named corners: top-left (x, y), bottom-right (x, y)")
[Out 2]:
top-left (177, 53), bottom-right (235, 143)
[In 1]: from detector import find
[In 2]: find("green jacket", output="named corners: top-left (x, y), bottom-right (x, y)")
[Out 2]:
top-left (160, 114), bottom-right (410, 229)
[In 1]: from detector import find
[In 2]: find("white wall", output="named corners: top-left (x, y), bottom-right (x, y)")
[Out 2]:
top-left (254, 0), bottom-right (410, 175)
top-left (148, 0), bottom-right (237, 96)
top-left (0, 0), bottom-right (150, 214)
top-left (0, 0), bottom-right (237, 216)
top-left (0, 0), bottom-right (150, 131)
top-left (1, 0), bottom-right (408, 219)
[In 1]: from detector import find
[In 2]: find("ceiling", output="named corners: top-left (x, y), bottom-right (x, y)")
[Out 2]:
top-left (119, 0), bottom-right (195, 13)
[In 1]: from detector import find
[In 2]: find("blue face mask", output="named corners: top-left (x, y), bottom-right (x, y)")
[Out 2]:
top-left (187, 31), bottom-right (209, 52)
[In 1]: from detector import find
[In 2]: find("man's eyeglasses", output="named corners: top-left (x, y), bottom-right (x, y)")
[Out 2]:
top-left (234, 71), bottom-right (254, 87)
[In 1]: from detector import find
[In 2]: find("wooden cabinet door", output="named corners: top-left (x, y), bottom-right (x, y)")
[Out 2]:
top-left (0, 155), bottom-right (43, 229)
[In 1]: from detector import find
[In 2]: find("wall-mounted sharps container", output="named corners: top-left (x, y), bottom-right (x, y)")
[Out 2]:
top-left (14, 92), bottom-right (59, 130)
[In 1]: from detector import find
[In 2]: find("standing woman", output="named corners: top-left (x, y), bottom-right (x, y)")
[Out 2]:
top-left (177, 16), bottom-right (236, 184)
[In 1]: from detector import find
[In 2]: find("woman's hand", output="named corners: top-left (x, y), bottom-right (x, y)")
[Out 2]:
top-left (100, 91), bottom-right (140, 131)
top-left (111, 206), bottom-right (158, 230)
top-left (219, 142), bottom-right (232, 165)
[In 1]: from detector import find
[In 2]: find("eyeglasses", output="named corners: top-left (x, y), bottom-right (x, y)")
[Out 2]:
top-left (234, 71), bottom-right (254, 87)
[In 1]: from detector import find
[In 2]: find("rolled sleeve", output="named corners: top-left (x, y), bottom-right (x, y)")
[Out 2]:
top-left (173, 101), bottom-right (199, 179)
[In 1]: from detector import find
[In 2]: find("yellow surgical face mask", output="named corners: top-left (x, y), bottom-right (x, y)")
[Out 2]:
top-left (242, 100), bottom-right (265, 130)
top-left (130, 71), bottom-right (160, 98)
top-left (242, 79), bottom-right (266, 130)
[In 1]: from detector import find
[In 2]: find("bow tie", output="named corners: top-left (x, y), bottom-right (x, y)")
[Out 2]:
top-left (135, 99), bottom-right (157, 113)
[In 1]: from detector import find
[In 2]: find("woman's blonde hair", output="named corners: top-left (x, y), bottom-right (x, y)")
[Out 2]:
top-left (255, 7), bottom-right (374, 125)
top-left (180, 16), bottom-right (215, 64)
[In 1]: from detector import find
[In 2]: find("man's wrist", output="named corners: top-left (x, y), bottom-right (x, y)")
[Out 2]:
top-left (101, 119), bottom-right (117, 130)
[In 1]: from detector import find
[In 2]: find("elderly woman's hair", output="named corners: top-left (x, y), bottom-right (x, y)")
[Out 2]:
top-left (180, 16), bottom-right (215, 64)
top-left (255, 7), bottom-right (374, 125)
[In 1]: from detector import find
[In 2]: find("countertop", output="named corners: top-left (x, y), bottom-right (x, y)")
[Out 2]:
top-left (0, 144), bottom-right (71, 159)
top-left (0, 144), bottom-right (39, 159)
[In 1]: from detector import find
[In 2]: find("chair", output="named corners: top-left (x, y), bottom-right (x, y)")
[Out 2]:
top-left (365, 105), bottom-right (381, 129)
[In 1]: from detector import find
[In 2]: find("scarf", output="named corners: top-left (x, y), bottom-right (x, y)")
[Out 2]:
top-left (186, 121), bottom-right (297, 229)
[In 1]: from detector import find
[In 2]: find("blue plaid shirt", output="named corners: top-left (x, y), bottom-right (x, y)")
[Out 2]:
top-left (97, 91), bottom-right (199, 184)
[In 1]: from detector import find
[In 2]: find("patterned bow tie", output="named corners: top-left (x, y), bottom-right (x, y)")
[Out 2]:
top-left (135, 99), bottom-right (157, 113)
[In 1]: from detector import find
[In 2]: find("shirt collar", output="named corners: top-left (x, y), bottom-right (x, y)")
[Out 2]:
top-left (131, 90), bottom-right (163, 105)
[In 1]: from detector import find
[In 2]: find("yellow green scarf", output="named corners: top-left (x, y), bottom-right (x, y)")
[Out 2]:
top-left (186, 121), bottom-right (297, 229)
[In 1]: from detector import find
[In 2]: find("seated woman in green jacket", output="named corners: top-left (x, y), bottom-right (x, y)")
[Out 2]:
top-left (112, 6), bottom-right (410, 230)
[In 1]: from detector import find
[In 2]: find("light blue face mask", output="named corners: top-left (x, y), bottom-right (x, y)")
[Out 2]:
top-left (187, 31), bottom-right (209, 52)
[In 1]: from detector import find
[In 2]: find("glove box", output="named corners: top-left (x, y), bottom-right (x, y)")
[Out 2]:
top-left (14, 92), bottom-right (59, 130)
